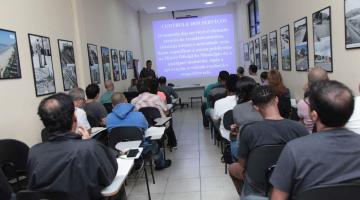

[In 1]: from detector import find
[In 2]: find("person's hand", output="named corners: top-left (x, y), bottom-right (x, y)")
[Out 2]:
top-left (78, 127), bottom-right (91, 140)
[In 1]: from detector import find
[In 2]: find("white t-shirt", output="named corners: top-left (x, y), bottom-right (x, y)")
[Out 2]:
top-left (75, 107), bottom-right (91, 130)
top-left (346, 96), bottom-right (360, 134)
top-left (213, 95), bottom-right (237, 141)
top-left (249, 74), bottom-right (261, 84)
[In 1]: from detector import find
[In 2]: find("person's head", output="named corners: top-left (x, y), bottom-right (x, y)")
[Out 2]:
top-left (158, 76), bottom-right (167, 85)
top-left (148, 78), bottom-right (159, 94)
top-left (307, 67), bottom-right (329, 90)
top-left (268, 70), bottom-right (287, 96)
top-left (111, 92), bottom-right (127, 107)
top-left (236, 76), bottom-right (257, 104)
top-left (146, 60), bottom-right (152, 69)
top-left (251, 85), bottom-right (279, 115)
top-left (309, 80), bottom-right (354, 129)
top-left (104, 80), bottom-right (114, 91)
top-left (226, 74), bottom-right (239, 94)
top-left (249, 65), bottom-right (258, 75)
top-left (131, 79), bottom-right (137, 86)
top-left (69, 87), bottom-right (86, 108)
top-left (237, 66), bottom-right (244, 77)
top-left (85, 84), bottom-right (100, 99)
top-left (38, 93), bottom-right (75, 133)
top-left (137, 79), bottom-right (149, 94)
top-left (218, 71), bottom-right (230, 85)
top-left (260, 71), bottom-right (268, 83)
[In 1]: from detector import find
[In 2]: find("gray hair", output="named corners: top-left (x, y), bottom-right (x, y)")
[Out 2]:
top-left (68, 88), bottom-right (85, 101)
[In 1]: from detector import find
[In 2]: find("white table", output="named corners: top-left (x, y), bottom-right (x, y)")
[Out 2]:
top-left (154, 117), bottom-right (172, 126)
top-left (119, 147), bottom-right (143, 160)
top-left (90, 127), bottom-right (107, 138)
top-left (173, 84), bottom-right (205, 103)
top-left (101, 158), bottom-right (134, 197)
top-left (115, 140), bottom-right (142, 152)
top-left (145, 127), bottom-right (166, 140)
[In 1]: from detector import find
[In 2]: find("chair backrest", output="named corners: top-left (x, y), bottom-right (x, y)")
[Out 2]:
top-left (295, 183), bottom-right (360, 200)
top-left (103, 103), bottom-right (113, 113)
top-left (208, 87), bottom-right (227, 108)
top-left (108, 127), bottom-right (144, 149)
top-left (223, 110), bottom-right (234, 131)
top-left (139, 107), bottom-right (161, 126)
top-left (0, 169), bottom-right (12, 200)
top-left (245, 144), bottom-right (285, 193)
top-left (124, 91), bottom-right (139, 102)
top-left (0, 140), bottom-right (29, 180)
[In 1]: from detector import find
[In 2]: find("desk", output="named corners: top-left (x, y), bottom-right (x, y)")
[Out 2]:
top-left (154, 117), bottom-right (172, 126)
top-left (90, 127), bottom-right (106, 138)
top-left (173, 85), bottom-right (205, 104)
top-left (145, 127), bottom-right (166, 140)
top-left (115, 140), bottom-right (142, 152)
top-left (101, 159), bottom-right (134, 197)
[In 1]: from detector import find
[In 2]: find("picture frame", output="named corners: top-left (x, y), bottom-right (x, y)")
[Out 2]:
top-left (126, 50), bottom-right (133, 69)
top-left (87, 43), bottom-right (100, 84)
top-left (101, 47), bottom-right (112, 81)
top-left (254, 38), bottom-right (261, 68)
top-left (111, 49), bottom-right (120, 81)
top-left (58, 39), bottom-right (78, 91)
top-left (280, 25), bottom-right (292, 71)
top-left (345, 0), bottom-right (360, 49)
top-left (261, 35), bottom-right (269, 70)
top-left (313, 7), bottom-right (333, 72)
top-left (0, 28), bottom-right (21, 80)
top-left (28, 34), bottom-right (56, 96)
top-left (119, 50), bottom-right (127, 80)
top-left (249, 41), bottom-right (255, 65)
top-left (269, 31), bottom-right (279, 69)
top-left (294, 17), bottom-right (309, 71)
top-left (243, 42), bottom-right (250, 64)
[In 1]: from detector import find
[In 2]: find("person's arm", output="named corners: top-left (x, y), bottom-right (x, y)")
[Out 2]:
top-left (99, 104), bottom-right (108, 126)
top-left (271, 188), bottom-right (290, 200)
top-left (171, 88), bottom-right (178, 98)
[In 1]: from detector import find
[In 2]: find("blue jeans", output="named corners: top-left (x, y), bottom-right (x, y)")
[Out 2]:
top-left (230, 140), bottom-right (238, 159)
top-left (141, 139), bottom-right (166, 167)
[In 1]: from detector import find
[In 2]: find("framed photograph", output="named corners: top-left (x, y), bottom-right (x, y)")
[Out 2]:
top-left (58, 39), bottom-right (77, 91)
top-left (249, 41), bottom-right (255, 65)
top-left (0, 29), bottom-right (21, 80)
top-left (280, 25), bottom-right (292, 71)
top-left (28, 34), bottom-right (56, 96)
top-left (254, 38), bottom-right (261, 68)
top-left (294, 17), bottom-right (309, 71)
top-left (345, 0), bottom-right (360, 49)
top-left (269, 31), bottom-right (279, 69)
top-left (119, 50), bottom-right (127, 80)
top-left (243, 43), bottom-right (250, 64)
top-left (261, 35), bottom-right (269, 70)
top-left (101, 47), bottom-right (112, 81)
top-left (111, 49), bottom-right (120, 81)
top-left (126, 50), bottom-right (133, 69)
top-left (87, 44), bottom-right (100, 84)
top-left (313, 7), bottom-right (333, 72)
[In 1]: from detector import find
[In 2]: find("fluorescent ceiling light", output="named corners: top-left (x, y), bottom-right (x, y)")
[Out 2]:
top-left (205, 1), bottom-right (214, 5)
top-left (158, 6), bottom-right (166, 10)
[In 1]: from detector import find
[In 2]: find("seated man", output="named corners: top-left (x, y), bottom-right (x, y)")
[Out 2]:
top-left (27, 93), bottom-right (117, 199)
top-left (228, 86), bottom-right (308, 197)
top-left (128, 79), bottom-right (138, 92)
top-left (271, 81), bottom-right (360, 200)
top-left (158, 76), bottom-right (178, 100)
top-left (68, 87), bottom-right (91, 132)
top-left (106, 92), bottom-right (171, 170)
top-left (84, 84), bottom-right (108, 127)
top-left (213, 74), bottom-right (239, 141)
top-left (100, 80), bottom-right (114, 104)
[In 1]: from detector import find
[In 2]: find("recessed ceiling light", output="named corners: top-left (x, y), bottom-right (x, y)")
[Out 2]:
top-left (158, 6), bottom-right (166, 10)
top-left (205, 1), bottom-right (214, 5)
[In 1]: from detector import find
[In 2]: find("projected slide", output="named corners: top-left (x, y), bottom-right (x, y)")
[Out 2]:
top-left (153, 14), bottom-right (235, 80)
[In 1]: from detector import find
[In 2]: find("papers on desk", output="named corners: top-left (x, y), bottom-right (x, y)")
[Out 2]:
top-left (145, 127), bottom-right (166, 140)
top-left (154, 117), bottom-right (172, 126)
top-left (101, 158), bottom-right (134, 196)
top-left (90, 127), bottom-right (106, 137)
top-left (115, 141), bottom-right (142, 152)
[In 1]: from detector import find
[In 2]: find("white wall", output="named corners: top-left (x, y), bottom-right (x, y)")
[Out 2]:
top-left (139, 4), bottom-right (239, 86)
top-left (0, 0), bottom-right (142, 146)
top-left (237, 0), bottom-right (360, 99)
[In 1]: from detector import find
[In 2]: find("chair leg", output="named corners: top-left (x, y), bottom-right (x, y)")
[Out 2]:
top-left (225, 163), bottom-right (228, 174)
top-left (143, 167), bottom-right (152, 200)
top-left (150, 159), bottom-right (155, 184)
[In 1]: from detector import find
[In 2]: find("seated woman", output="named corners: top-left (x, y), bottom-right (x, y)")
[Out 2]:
top-left (268, 70), bottom-right (291, 119)
top-left (231, 76), bottom-right (263, 159)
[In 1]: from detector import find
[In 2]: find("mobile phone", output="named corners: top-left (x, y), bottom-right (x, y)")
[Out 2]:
top-left (127, 149), bottom-right (139, 158)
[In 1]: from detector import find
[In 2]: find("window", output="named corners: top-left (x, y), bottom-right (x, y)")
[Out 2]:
top-left (248, 0), bottom-right (260, 37)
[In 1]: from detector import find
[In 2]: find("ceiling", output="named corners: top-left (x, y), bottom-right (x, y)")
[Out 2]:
top-left (124, 0), bottom-right (238, 14)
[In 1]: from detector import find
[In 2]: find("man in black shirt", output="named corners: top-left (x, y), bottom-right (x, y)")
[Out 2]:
top-left (140, 60), bottom-right (156, 79)
top-left (228, 86), bottom-right (308, 197)
top-left (271, 81), bottom-right (360, 200)
top-left (27, 93), bottom-right (117, 200)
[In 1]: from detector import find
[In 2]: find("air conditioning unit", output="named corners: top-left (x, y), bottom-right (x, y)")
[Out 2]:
top-left (172, 9), bottom-right (199, 19)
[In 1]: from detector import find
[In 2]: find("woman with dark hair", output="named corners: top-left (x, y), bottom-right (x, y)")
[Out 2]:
top-left (230, 76), bottom-right (263, 159)
top-left (268, 70), bottom-right (291, 118)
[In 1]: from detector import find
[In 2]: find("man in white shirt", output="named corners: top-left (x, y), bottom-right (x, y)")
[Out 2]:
top-left (248, 65), bottom-right (261, 84)
top-left (346, 84), bottom-right (360, 134)
top-left (213, 74), bottom-right (239, 141)
top-left (69, 88), bottom-right (91, 131)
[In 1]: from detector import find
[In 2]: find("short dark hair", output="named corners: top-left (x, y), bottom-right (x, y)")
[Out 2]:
top-left (236, 76), bottom-right (257, 104)
top-left (137, 79), bottom-right (149, 93)
top-left (158, 76), bottom-right (167, 84)
top-left (218, 71), bottom-right (230, 82)
top-left (309, 80), bottom-right (354, 127)
top-left (249, 65), bottom-right (258, 73)
top-left (146, 60), bottom-right (152, 64)
top-left (251, 85), bottom-right (276, 106)
top-left (85, 84), bottom-right (100, 99)
top-left (38, 93), bottom-right (74, 133)
top-left (237, 67), bottom-right (244, 75)
top-left (226, 74), bottom-right (239, 93)
top-left (260, 71), bottom-right (268, 80)
top-left (148, 78), bottom-right (159, 94)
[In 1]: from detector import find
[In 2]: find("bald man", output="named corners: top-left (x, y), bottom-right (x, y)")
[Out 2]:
top-left (297, 67), bottom-right (329, 133)
top-left (100, 80), bottom-right (115, 104)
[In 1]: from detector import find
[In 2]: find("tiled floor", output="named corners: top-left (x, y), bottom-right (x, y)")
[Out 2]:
top-left (126, 105), bottom-right (239, 200)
